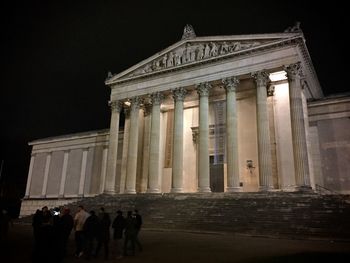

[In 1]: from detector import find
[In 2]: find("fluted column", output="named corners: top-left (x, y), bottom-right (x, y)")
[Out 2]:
top-left (222, 77), bottom-right (242, 192)
top-left (105, 100), bottom-right (122, 194)
top-left (141, 104), bottom-right (152, 193)
top-left (24, 153), bottom-right (36, 198)
top-left (284, 62), bottom-right (311, 190)
top-left (147, 92), bottom-right (163, 193)
top-left (252, 71), bottom-right (273, 191)
top-left (196, 82), bottom-right (212, 193)
top-left (125, 97), bottom-right (141, 194)
top-left (171, 87), bottom-right (187, 193)
top-left (120, 107), bottom-right (130, 193)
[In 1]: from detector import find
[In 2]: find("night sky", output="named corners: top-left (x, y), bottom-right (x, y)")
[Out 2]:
top-left (0, 1), bottom-right (348, 206)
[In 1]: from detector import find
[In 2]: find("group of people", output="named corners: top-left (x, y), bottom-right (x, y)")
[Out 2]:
top-left (32, 205), bottom-right (142, 262)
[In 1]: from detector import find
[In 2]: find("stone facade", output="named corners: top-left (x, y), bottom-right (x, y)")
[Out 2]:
top-left (20, 26), bottom-right (350, 216)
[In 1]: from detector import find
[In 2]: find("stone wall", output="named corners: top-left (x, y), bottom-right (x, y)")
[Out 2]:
top-left (308, 94), bottom-right (350, 194)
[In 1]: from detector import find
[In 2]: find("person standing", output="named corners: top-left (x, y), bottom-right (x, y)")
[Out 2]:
top-left (95, 207), bottom-right (111, 260)
top-left (112, 210), bottom-right (125, 259)
top-left (74, 205), bottom-right (90, 258)
top-left (123, 211), bottom-right (137, 256)
top-left (134, 209), bottom-right (143, 252)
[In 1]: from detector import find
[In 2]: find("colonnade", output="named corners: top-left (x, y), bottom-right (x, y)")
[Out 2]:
top-left (103, 62), bottom-right (311, 194)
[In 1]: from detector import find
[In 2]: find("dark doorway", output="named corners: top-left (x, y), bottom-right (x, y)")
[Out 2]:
top-left (210, 155), bottom-right (224, 192)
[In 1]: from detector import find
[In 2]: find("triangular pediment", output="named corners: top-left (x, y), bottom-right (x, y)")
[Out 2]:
top-left (106, 32), bottom-right (302, 84)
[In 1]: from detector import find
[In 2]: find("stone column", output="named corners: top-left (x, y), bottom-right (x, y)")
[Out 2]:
top-left (222, 77), bottom-right (242, 192)
top-left (120, 107), bottom-right (130, 193)
top-left (196, 82), bottom-right (212, 193)
top-left (105, 100), bottom-right (122, 194)
top-left (59, 150), bottom-right (70, 197)
top-left (125, 97), bottom-right (141, 194)
top-left (171, 87), bottom-right (187, 193)
top-left (252, 71), bottom-right (273, 191)
top-left (41, 152), bottom-right (52, 197)
top-left (147, 92), bottom-right (164, 193)
top-left (284, 62), bottom-right (311, 190)
top-left (78, 148), bottom-right (89, 196)
top-left (24, 153), bottom-right (36, 198)
top-left (141, 104), bottom-right (152, 192)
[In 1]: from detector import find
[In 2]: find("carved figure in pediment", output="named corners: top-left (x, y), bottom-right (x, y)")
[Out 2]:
top-left (204, 44), bottom-right (210, 58)
top-left (162, 54), bottom-right (168, 68)
top-left (232, 42), bottom-right (241, 51)
top-left (190, 46), bottom-right (196, 62)
top-left (210, 42), bottom-right (218, 57)
top-left (167, 52), bottom-right (174, 67)
top-left (144, 64), bottom-right (152, 73)
top-left (220, 42), bottom-right (229, 55)
top-left (154, 60), bottom-right (161, 70)
top-left (175, 52), bottom-right (182, 66)
top-left (182, 49), bottom-right (187, 64)
top-left (196, 44), bottom-right (204, 60)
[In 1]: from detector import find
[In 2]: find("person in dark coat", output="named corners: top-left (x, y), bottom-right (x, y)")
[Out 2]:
top-left (112, 210), bottom-right (125, 258)
top-left (83, 210), bottom-right (99, 260)
top-left (60, 208), bottom-right (74, 251)
top-left (134, 209), bottom-right (143, 252)
top-left (123, 211), bottom-right (137, 256)
top-left (95, 207), bottom-right (111, 260)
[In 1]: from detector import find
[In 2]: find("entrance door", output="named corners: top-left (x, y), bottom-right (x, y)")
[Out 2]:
top-left (210, 155), bottom-right (224, 192)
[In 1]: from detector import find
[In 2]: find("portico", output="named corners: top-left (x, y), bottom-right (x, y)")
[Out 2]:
top-left (104, 25), bottom-right (320, 194)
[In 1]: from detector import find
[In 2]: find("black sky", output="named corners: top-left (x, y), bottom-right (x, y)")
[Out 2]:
top-left (0, 1), bottom-right (348, 201)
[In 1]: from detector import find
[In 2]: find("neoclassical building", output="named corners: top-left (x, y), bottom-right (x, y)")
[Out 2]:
top-left (20, 25), bottom-right (350, 216)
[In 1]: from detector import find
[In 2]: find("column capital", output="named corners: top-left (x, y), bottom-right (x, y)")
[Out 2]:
top-left (222, 76), bottom-right (239, 92)
top-left (108, 100), bottom-right (123, 113)
top-left (130, 96), bottom-right (143, 111)
top-left (142, 103), bottom-right (152, 116)
top-left (172, 87), bottom-right (187, 102)
top-left (284, 62), bottom-right (303, 80)
top-left (251, 70), bottom-right (270, 87)
top-left (150, 92), bottom-right (164, 105)
top-left (196, 82), bottom-right (212, 97)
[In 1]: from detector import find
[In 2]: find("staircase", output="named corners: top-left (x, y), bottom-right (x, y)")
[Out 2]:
top-left (64, 192), bottom-right (350, 240)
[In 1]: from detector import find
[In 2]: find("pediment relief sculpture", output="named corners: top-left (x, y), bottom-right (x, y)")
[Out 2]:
top-left (126, 40), bottom-right (262, 78)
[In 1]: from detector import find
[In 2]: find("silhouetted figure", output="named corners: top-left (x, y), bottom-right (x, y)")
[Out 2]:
top-left (52, 207), bottom-right (73, 262)
top-left (134, 209), bottom-right (143, 252)
top-left (95, 207), bottom-right (111, 260)
top-left (74, 205), bottom-right (90, 258)
top-left (112, 210), bottom-right (125, 258)
top-left (83, 210), bottom-right (99, 260)
top-left (124, 211), bottom-right (137, 256)
top-left (0, 208), bottom-right (12, 243)
top-left (35, 206), bottom-right (54, 263)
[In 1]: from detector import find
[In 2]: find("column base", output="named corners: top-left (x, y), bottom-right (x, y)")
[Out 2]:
top-left (258, 186), bottom-right (274, 192)
top-left (226, 187), bottom-right (243, 192)
top-left (146, 189), bottom-right (161, 194)
top-left (124, 189), bottom-right (136, 194)
top-left (197, 187), bottom-right (211, 193)
top-left (171, 188), bottom-right (184, 193)
top-left (104, 190), bottom-right (116, 195)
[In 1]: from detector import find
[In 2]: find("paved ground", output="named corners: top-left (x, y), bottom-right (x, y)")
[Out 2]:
top-left (2, 223), bottom-right (350, 263)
